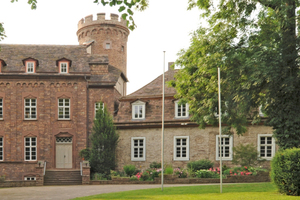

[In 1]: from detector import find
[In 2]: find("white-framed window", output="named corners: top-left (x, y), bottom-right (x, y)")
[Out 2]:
top-left (25, 137), bottom-right (37, 161)
top-left (132, 101), bottom-right (145, 119)
top-left (58, 99), bottom-right (70, 119)
top-left (131, 137), bottom-right (146, 161)
top-left (106, 43), bottom-right (111, 49)
top-left (174, 136), bottom-right (189, 161)
top-left (24, 177), bottom-right (36, 181)
top-left (175, 100), bottom-right (189, 118)
top-left (24, 98), bottom-right (37, 119)
top-left (26, 62), bottom-right (34, 73)
top-left (258, 134), bottom-right (275, 160)
top-left (0, 137), bottom-right (3, 161)
top-left (95, 102), bottom-right (104, 117)
top-left (60, 62), bottom-right (68, 73)
top-left (216, 135), bottom-right (233, 160)
top-left (0, 98), bottom-right (3, 119)
top-left (259, 105), bottom-right (265, 117)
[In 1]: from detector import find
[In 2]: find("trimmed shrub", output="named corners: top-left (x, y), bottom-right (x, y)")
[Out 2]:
top-left (187, 159), bottom-right (214, 172)
top-left (123, 164), bottom-right (136, 177)
top-left (150, 162), bottom-right (161, 169)
top-left (164, 166), bottom-right (173, 175)
top-left (271, 148), bottom-right (300, 196)
top-left (195, 170), bottom-right (219, 178)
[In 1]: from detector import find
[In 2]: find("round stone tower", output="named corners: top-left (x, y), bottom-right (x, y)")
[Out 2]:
top-left (77, 13), bottom-right (129, 76)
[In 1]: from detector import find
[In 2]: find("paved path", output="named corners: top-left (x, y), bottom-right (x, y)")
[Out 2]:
top-left (0, 184), bottom-right (219, 200)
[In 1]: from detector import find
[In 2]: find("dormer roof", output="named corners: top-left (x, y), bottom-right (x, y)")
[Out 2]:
top-left (22, 57), bottom-right (39, 66)
top-left (56, 57), bottom-right (72, 67)
top-left (0, 59), bottom-right (6, 67)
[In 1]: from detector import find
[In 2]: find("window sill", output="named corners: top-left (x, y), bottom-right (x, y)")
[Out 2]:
top-left (57, 119), bottom-right (71, 121)
top-left (174, 116), bottom-right (190, 119)
top-left (131, 159), bottom-right (146, 162)
top-left (24, 119), bottom-right (37, 121)
top-left (259, 157), bottom-right (273, 161)
top-left (174, 158), bottom-right (189, 161)
top-left (216, 158), bottom-right (232, 161)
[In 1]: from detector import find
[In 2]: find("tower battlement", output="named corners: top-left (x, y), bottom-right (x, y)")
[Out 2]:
top-left (78, 13), bottom-right (127, 30)
top-left (77, 13), bottom-right (129, 78)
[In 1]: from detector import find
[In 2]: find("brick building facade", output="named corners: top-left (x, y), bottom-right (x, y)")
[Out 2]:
top-left (0, 14), bottom-right (128, 182)
top-left (0, 13), bottom-right (275, 183)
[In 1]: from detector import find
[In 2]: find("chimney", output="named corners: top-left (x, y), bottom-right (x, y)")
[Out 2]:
top-left (168, 62), bottom-right (174, 71)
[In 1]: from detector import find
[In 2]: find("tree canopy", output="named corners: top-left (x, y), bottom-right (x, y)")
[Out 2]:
top-left (169, 0), bottom-right (300, 149)
top-left (93, 0), bottom-right (300, 149)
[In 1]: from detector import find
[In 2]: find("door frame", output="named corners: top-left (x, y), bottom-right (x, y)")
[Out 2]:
top-left (54, 132), bottom-right (75, 169)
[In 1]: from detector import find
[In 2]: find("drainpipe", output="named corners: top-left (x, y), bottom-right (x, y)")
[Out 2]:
top-left (85, 75), bottom-right (89, 148)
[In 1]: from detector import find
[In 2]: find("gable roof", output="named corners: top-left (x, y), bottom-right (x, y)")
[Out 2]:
top-left (121, 69), bottom-right (178, 99)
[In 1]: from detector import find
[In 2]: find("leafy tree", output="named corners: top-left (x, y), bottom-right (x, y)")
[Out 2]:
top-left (1, 0), bottom-right (37, 42)
top-left (89, 103), bottom-right (119, 178)
top-left (99, 1), bottom-right (300, 149)
top-left (167, 0), bottom-right (300, 150)
top-left (232, 144), bottom-right (265, 167)
top-left (95, 0), bottom-right (148, 30)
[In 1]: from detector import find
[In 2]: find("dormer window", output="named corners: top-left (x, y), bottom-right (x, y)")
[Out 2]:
top-left (23, 58), bottom-right (38, 73)
top-left (132, 100), bottom-right (146, 120)
top-left (60, 63), bottom-right (68, 73)
top-left (0, 59), bottom-right (6, 73)
top-left (175, 100), bottom-right (189, 118)
top-left (27, 62), bottom-right (34, 73)
top-left (57, 58), bottom-right (71, 74)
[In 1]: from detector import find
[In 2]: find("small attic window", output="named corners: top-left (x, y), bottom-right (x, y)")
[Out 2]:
top-left (106, 43), bottom-right (111, 49)
top-left (56, 58), bottom-right (71, 74)
top-left (22, 58), bottom-right (38, 73)
top-left (60, 63), bottom-right (68, 73)
top-left (27, 62), bottom-right (35, 73)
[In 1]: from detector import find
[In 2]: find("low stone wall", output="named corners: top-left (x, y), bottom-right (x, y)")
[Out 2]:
top-left (91, 173), bottom-right (270, 185)
top-left (0, 181), bottom-right (37, 188)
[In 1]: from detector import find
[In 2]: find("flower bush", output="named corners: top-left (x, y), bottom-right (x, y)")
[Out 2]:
top-left (223, 166), bottom-right (253, 176)
top-left (195, 170), bottom-right (219, 178)
top-left (174, 168), bottom-right (188, 178)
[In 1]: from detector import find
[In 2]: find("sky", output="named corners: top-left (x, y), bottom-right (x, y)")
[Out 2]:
top-left (0, 0), bottom-right (202, 95)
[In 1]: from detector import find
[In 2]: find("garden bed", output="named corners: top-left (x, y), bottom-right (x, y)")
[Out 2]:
top-left (90, 172), bottom-right (270, 185)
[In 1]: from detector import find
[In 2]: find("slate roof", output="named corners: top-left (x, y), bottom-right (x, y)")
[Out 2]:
top-left (0, 44), bottom-right (107, 73)
top-left (89, 65), bottom-right (128, 86)
top-left (0, 44), bottom-right (127, 84)
top-left (121, 69), bottom-right (178, 99)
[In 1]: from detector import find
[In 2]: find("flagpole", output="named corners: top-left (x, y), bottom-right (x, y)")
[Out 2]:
top-left (218, 67), bottom-right (222, 193)
top-left (161, 51), bottom-right (166, 191)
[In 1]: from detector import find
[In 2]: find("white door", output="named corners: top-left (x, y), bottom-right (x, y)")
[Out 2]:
top-left (56, 137), bottom-right (72, 168)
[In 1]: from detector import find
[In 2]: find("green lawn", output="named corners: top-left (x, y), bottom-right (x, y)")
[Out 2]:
top-left (72, 183), bottom-right (300, 200)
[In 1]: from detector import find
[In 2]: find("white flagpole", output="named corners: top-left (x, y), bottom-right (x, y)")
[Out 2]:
top-left (161, 51), bottom-right (166, 191)
top-left (218, 67), bottom-right (222, 193)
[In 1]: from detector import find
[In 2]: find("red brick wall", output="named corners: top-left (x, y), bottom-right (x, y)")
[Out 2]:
top-left (0, 77), bottom-right (88, 180)
top-left (87, 87), bottom-right (121, 146)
